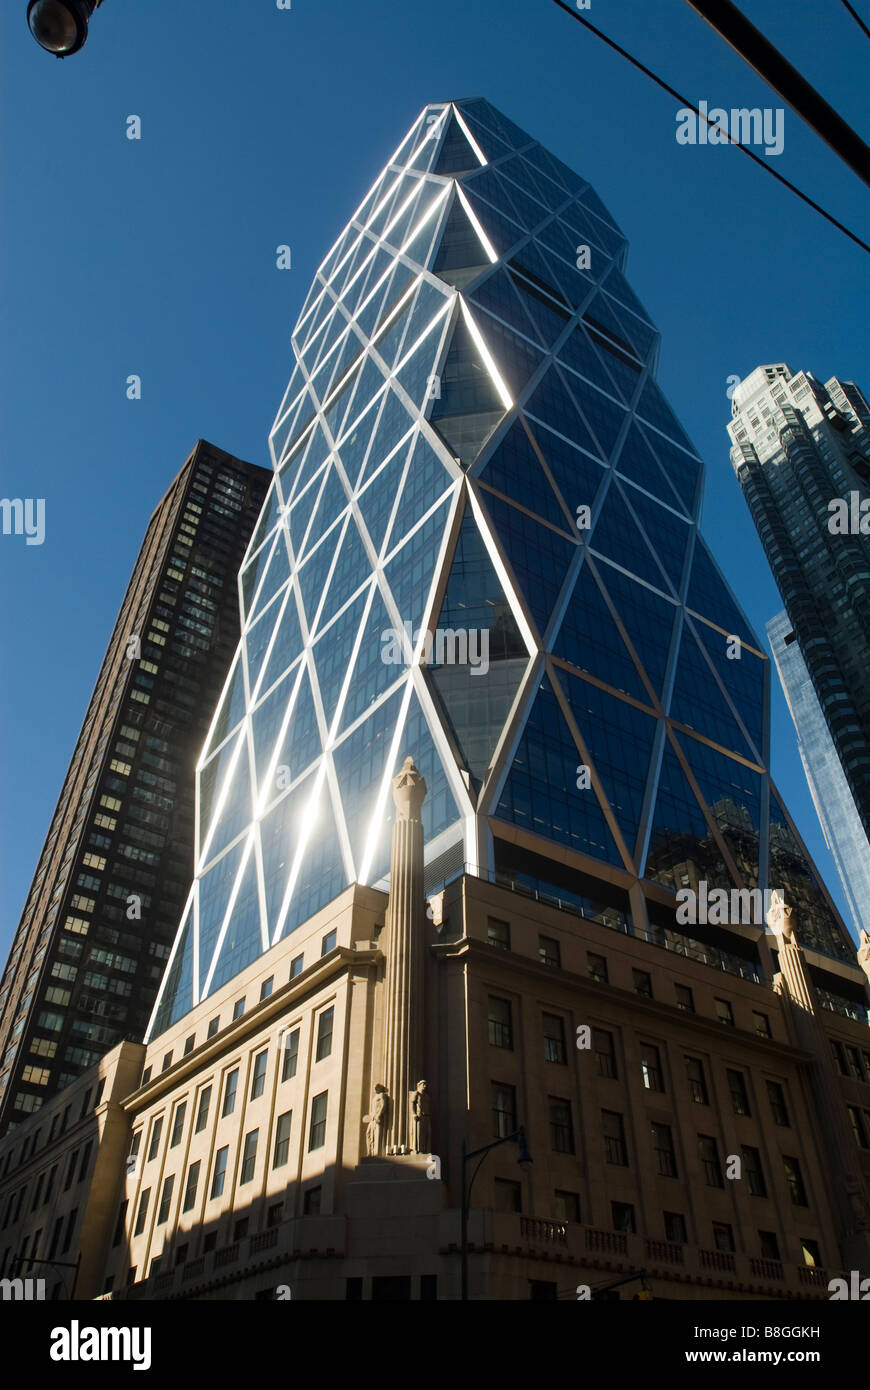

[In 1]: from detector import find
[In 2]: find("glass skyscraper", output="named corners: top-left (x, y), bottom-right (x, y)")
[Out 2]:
top-left (729, 365), bottom-right (870, 842)
top-left (768, 610), bottom-right (869, 942)
top-left (149, 101), bottom-right (854, 1036)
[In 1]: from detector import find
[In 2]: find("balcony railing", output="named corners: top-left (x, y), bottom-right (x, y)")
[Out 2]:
top-left (644, 1238), bottom-right (684, 1265)
top-left (585, 1226), bottom-right (628, 1255)
top-left (699, 1247), bottom-right (736, 1273)
top-left (213, 1241), bottom-right (239, 1269)
top-left (520, 1217), bottom-right (567, 1245)
top-left (250, 1228), bottom-right (279, 1254)
top-left (750, 1257), bottom-right (784, 1281)
top-left (798, 1265), bottom-right (829, 1286)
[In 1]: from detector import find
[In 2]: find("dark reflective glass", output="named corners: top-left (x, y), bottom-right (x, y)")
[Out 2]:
top-left (383, 496), bottom-right (453, 630)
top-left (594, 560), bottom-right (677, 698)
top-left (621, 484), bottom-right (691, 595)
top-left (479, 419), bottom-right (571, 529)
top-left (680, 734), bottom-right (763, 887)
top-left (644, 740), bottom-right (728, 889)
top-left (432, 194), bottom-right (491, 289)
top-left (685, 536), bottom-right (758, 649)
top-left (357, 437), bottom-right (414, 555)
top-left (552, 560), bottom-right (651, 704)
top-left (387, 435), bottom-right (452, 550)
top-left (207, 851), bottom-right (263, 995)
top-left (482, 492), bottom-right (578, 637)
top-left (524, 365), bottom-right (603, 460)
top-left (496, 677), bottom-right (623, 866)
top-left (669, 622), bottom-right (754, 758)
top-left (768, 792), bottom-right (855, 960)
top-left (691, 617), bottom-right (766, 757)
top-left (589, 479), bottom-right (670, 591)
top-left (334, 686), bottom-right (407, 871)
top-left (432, 113), bottom-right (481, 175)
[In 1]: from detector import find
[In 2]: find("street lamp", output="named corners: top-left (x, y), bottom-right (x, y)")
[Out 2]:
top-left (460, 1125), bottom-right (532, 1300)
top-left (27, 0), bottom-right (101, 58)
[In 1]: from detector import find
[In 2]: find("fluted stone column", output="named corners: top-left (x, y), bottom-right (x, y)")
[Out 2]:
top-left (381, 757), bottom-right (427, 1154)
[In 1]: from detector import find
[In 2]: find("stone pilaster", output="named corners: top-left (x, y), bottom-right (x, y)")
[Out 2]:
top-left (381, 757), bottom-right (427, 1154)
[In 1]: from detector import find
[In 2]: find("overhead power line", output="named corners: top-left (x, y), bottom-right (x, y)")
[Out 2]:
top-left (547, 0), bottom-right (870, 257)
top-left (685, 0), bottom-right (870, 187)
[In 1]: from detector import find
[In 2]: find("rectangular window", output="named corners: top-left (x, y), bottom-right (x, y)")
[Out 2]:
top-left (309, 1092), bottom-right (328, 1151)
top-left (133, 1189), bottom-right (150, 1237)
top-left (784, 1155), bottom-right (808, 1206)
top-left (848, 1107), bottom-right (869, 1149)
top-left (830, 1041), bottom-right (848, 1076)
top-left (549, 1097), bottom-right (574, 1153)
top-left (222, 1068), bottom-right (238, 1117)
top-left (146, 1117), bottom-right (163, 1162)
top-left (315, 1008), bottom-right (334, 1062)
top-left (766, 1080), bottom-right (789, 1126)
top-left (492, 1083), bottom-right (517, 1139)
top-left (727, 1069), bottom-right (751, 1116)
top-left (273, 1111), bottom-right (292, 1169)
top-left (281, 1029), bottom-right (300, 1082)
top-left (538, 935), bottom-right (560, 968)
top-left (713, 1221), bottom-right (735, 1253)
top-left (685, 1056), bottom-right (709, 1105)
top-left (715, 998), bottom-right (735, 1027)
top-left (640, 1043), bottom-right (664, 1092)
top-left (801, 1237), bottom-right (821, 1267)
top-left (602, 1110), bottom-right (628, 1166)
top-left (182, 1161), bottom-right (200, 1213)
top-left (845, 1046), bottom-right (865, 1082)
top-left (587, 952), bottom-right (608, 983)
top-left (487, 996), bottom-right (513, 1050)
top-left (260, 977), bottom-right (274, 1001)
top-left (207, 1017), bottom-right (220, 1039)
top-left (210, 1147), bottom-right (228, 1200)
top-left (157, 1174), bottom-right (174, 1225)
top-left (61, 1208), bottom-right (78, 1255)
top-left (651, 1123), bottom-right (677, 1177)
top-left (195, 1086), bottom-right (211, 1133)
top-left (664, 1211), bottom-right (687, 1244)
top-left (290, 955), bottom-right (304, 979)
top-left (753, 1011), bottom-right (771, 1038)
top-left (250, 1050), bottom-right (268, 1100)
top-left (487, 918), bottom-right (510, 951)
top-left (240, 1129), bottom-right (259, 1184)
top-left (759, 1230), bottom-right (780, 1260)
top-left (183, 1035), bottom-right (195, 1056)
top-left (554, 1190), bottom-right (580, 1222)
top-left (232, 998), bottom-right (245, 1021)
top-left (633, 969), bottom-right (652, 998)
top-left (742, 1145), bottom-right (767, 1196)
top-left (170, 1101), bottom-right (186, 1149)
top-left (611, 1201), bottom-right (635, 1234)
top-left (543, 1014), bottom-right (567, 1065)
top-left (303, 1186), bottom-right (322, 1215)
top-left (321, 929), bottom-right (337, 955)
top-left (593, 1029), bottom-right (617, 1080)
top-left (698, 1135), bottom-right (723, 1187)
top-left (675, 984), bottom-right (694, 1013)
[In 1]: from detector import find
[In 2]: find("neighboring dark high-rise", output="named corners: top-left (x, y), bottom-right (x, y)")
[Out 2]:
top-left (729, 366), bottom-right (870, 842)
top-left (0, 442), bottom-right (269, 1134)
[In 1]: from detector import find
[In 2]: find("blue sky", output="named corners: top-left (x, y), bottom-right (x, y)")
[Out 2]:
top-left (1, 0), bottom-right (868, 958)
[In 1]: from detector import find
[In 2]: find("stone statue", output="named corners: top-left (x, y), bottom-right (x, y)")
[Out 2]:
top-left (766, 891), bottom-right (795, 943)
top-left (858, 929), bottom-right (870, 981)
top-left (364, 1084), bottom-right (388, 1156)
top-left (392, 757), bottom-right (427, 821)
top-left (410, 1079), bottom-right (431, 1154)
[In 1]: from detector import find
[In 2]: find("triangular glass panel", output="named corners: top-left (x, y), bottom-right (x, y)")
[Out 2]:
top-left (495, 675), bottom-right (624, 866)
top-left (768, 790), bottom-right (855, 960)
top-left (206, 845), bottom-right (264, 995)
top-left (432, 110), bottom-right (482, 176)
top-left (669, 621), bottom-right (755, 759)
top-left (338, 587), bottom-right (404, 734)
top-left (336, 393), bottom-right (386, 491)
top-left (469, 267), bottom-right (542, 344)
top-left (563, 373), bottom-right (627, 459)
top-left (385, 433), bottom-right (453, 552)
top-left (202, 735), bottom-right (253, 867)
top-left (588, 478), bottom-right (671, 591)
top-left (643, 738), bottom-right (729, 890)
top-left (206, 649), bottom-right (248, 755)
top-left (551, 559), bottom-right (650, 703)
top-left (426, 512), bottom-right (528, 787)
top-left (621, 484), bottom-right (691, 596)
top-left (300, 465), bottom-right (348, 561)
top-left (478, 418), bottom-right (571, 529)
top-left (636, 376), bottom-right (696, 453)
top-left (594, 561), bottom-right (677, 699)
top-left (577, 323), bottom-right (643, 405)
top-left (557, 324), bottom-right (625, 399)
top-left (678, 733), bottom-right (763, 887)
top-left (395, 321), bottom-right (450, 413)
top-left (254, 586), bottom-right (304, 700)
top-left (452, 105), bottom-right (511, 161)
top-left (296, 529), bottom-right (342, 635)
top-left (372, 289), bottom-right (416, 373)
top-left (357, 437), bottom-right (414, 556)
top-left (333, 685), bottom-right (407, 876)
top-left (196, 839), bottom-right (248, 996)
top-left (692, 617), bottom-right (765, 758)
top-left (254, 661), bottom-right (321, 804)
top-left (241, 530), bottom-right (279, 620)
top-left (431, 192), bottom-right (491, 289)
top-left (461, 190), bottom-right (524, 258)
top-left (278, 779), bottom-right (348, 941)
top-left (248, 531), bottom-right (291, 620)
top-left (429, 311), bottom-right (506, 466)
top-left (526, 418), bottom-right (607, 523)
top-left (151, 905), bottom-right (194, 1032)
top-left (557, 668), bottom-right (658, 855)
top-left (482, 491), bottom-right (578, 637)
top-left (472, 308), bottom-right (544, 399)
top-left (523, 364), bottom-right (604, 460)
top-left (285, 463), bottom-right (327, 558)
top-left (312, 589), bottom-right (369, 733)
top-left (259, 773), bottom-right (317, 931)
top-left (398, 280), bottom-right (451, 363)
top-left (614, 423), bottom-right (689, 516)
top-left (383, 494), bottom-right (453, 632)
top-left (245, 477), bottom-right (284, 561)
top-left (605, 296), bottom-right (659, 362)
top-left (685, 535), bottom-right (758, 648)
top-left (638, 425), bottom-right (702, 515)
top-left (315, 519), bottom-right (371, 635)
top-left (508, 271), bottom-right (573, 352)
top-left (582, 296), bottom-right (641, 364)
